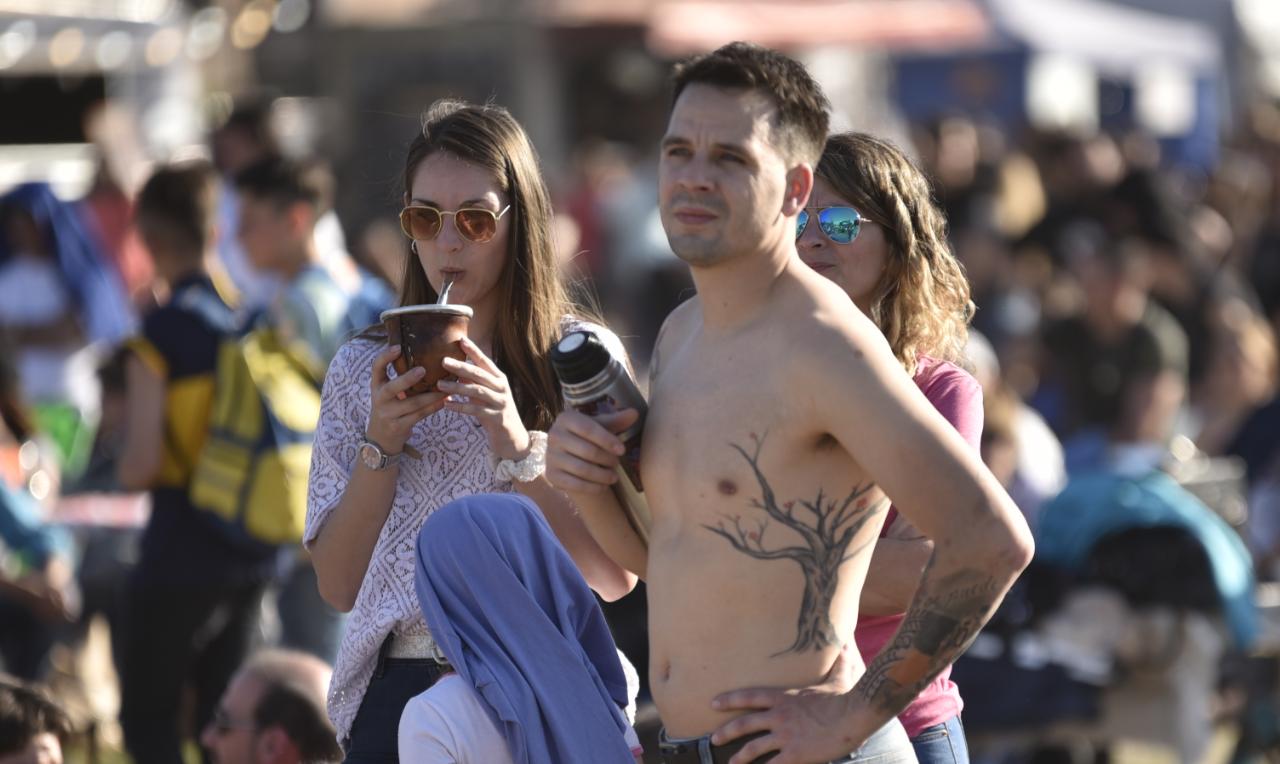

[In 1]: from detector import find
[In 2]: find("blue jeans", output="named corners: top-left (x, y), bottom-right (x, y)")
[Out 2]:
top-left (660, 718), bottom-right (916, 763)
top-left (911, 716), bottom-right (969, 764)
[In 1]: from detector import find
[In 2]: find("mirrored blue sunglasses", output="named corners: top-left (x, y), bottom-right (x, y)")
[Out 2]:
top-left (795, 206), bottom-right (879, 244)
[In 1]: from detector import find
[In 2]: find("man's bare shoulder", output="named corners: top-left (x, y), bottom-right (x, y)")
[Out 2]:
top-left (770, 267), bottom-right (912, 420)
top-left (651, 296), bottom-right (700, 384)
top-left (778, 267), bottom-right (887, 363)
top-left (662, 295), bottom-right (701, 339)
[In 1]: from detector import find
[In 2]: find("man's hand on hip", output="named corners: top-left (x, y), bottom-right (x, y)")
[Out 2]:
top-left (709, 681), bottom-right (881, 764)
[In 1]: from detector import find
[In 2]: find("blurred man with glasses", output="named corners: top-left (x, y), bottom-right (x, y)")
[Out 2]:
top-left (201, 649), bottom-right (340, 764)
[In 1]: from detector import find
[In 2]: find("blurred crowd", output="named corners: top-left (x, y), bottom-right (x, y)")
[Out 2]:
top-left (3, 88), bottom-right (1280, 761)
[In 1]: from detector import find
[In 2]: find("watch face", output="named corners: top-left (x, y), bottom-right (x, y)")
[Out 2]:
top-left (360, 443), bottom-right (382, 470)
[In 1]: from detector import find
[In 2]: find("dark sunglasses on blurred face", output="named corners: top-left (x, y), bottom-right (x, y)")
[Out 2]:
top-left (796, 206), bottom-right (879, 244)
top-left (399, 204), bottom-right (512, 244)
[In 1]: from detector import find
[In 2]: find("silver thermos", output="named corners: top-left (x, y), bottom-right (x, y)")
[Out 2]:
top-left (551, 331), bottom-right (651, 546)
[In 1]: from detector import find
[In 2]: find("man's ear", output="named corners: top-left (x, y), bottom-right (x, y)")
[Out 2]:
top-left (782, 163), bottom-right (814, 217)
top-left (253, 725), bottom-right (292, 764)
top-left (287, 201), bottom-right (315, 238)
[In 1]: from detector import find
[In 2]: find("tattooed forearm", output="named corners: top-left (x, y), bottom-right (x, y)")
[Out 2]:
top-left (854, 558), bottom-right (1003, 714)
top-left (703, 433), bottom-right (889, 655)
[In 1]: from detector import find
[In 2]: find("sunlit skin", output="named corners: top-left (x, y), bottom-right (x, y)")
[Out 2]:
top-left (236, 194), bottom-right (313, 279)
top-left (310, 136), bottom-right (635, 617)
top-left (646, 85), bottom-right (884, 739)
top-left (0, 733), bottom-right (62, 764)
top-left (658, 84), bottom-right (795, 269)
top-left (405, 152), bottom-right (510, 349)
top-left (796, 177), bottom-right (890, 315)
top-left (200, 671), bottom-right (262, 764)
top-left (547, 81), bottom-right (1032, 764)
top-left (403, 150), bottom-right (639, 593)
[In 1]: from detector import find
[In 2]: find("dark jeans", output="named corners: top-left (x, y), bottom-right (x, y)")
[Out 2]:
top-left (72, 525), bottom-right (140, 678)
top-left (342, 642), bottom-right (449, 763)
top-left (119, 577), bottom-right (265, 764)
top-left (911, 716), bottom-right (969, 764)
top-left (0, 596), bottom-right (57, 680)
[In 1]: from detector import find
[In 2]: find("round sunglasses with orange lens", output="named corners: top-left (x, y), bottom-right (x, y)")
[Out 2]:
top-left (399, 204), bottom-right (512, 244)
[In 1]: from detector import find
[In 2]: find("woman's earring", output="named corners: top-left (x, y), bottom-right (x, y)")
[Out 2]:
top-left (410, 240), bottom-right (419, 255)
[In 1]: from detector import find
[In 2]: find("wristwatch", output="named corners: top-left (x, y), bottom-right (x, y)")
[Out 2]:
top-left (359, 439), bottom-right (402, 471)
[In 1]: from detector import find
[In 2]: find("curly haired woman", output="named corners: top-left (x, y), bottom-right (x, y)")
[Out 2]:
top-left (799, 131), bottom-right (979, 764)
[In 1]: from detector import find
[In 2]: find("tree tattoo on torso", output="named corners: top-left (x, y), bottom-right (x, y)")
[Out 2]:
top-left (703, 433), bottom-right (889, 655)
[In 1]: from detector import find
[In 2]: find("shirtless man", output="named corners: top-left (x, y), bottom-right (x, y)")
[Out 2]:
top-left (546, 42), bottom-right (1033, 764)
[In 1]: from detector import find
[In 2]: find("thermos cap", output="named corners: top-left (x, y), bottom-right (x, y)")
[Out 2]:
top-left (550, 330), bottom-right (613, 385)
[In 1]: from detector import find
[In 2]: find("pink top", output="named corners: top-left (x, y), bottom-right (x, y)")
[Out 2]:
top-left (854, 356), bottom-right (983, 738)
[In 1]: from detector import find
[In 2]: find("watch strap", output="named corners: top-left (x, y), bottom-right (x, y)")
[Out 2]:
top-left (361, 439), bottom-right (402, 471)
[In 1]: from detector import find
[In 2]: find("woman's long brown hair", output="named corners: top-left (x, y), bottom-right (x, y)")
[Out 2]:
top-left (816, 132), bottom-right (974, 373)
top-left (396, 99), bottom-right (583, 431)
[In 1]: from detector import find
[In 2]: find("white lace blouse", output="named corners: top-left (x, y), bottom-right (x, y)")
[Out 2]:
top-left (304, 324), bottom-right (627, 744)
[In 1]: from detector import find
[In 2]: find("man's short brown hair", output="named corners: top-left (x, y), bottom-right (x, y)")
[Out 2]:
top-left (672, 41), bottom-right (831, 165)
top-left (135, 161), bottom-right (218, 255)
top-left (0, 676), bottom-right (72, 755)
top-left (233, 156), bottom-right (333, 216)
top-left (242, 650), bottom-right (341, 763)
